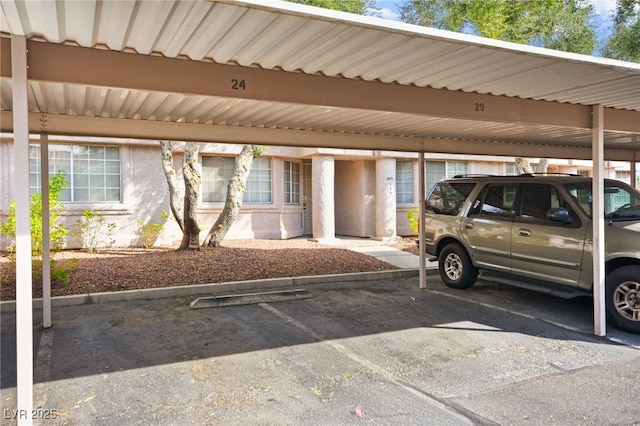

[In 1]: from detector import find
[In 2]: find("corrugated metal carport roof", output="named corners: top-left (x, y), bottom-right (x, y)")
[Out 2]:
top-left (3, 0), bottom-right (640, 105)
top-left (0, 0), bottom-right (640, 159)
top-left (3, 0), bottom-right (640, 412)
top-left (1, 0), bottom-right (640, 158)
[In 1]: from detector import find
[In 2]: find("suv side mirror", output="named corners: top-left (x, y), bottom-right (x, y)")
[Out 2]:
top-left (547, 207), bottom-right (572, 224)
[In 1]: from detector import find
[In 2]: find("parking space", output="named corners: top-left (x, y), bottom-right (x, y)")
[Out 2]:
top-left (2, 276), bottom-right (640, 425)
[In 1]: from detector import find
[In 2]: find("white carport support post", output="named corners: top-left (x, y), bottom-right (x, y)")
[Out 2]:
top-left (419, 151), bottom-right (426, 289)
top-left (12, 34), bottom-right (34, 424)
top-left (375, 158), bottom-right (397, 240)
top-left (592, 104), bottom-right (606, 336)
top-left (311, 155), bottom-right (336, 243)
top-left (41, 132), bottom-right (52, 328)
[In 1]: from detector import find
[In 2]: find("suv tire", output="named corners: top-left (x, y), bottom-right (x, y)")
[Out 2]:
top-left (439, 243), bottom-right (478, 289)
top-left (606, 266), bottom-right (640, 334)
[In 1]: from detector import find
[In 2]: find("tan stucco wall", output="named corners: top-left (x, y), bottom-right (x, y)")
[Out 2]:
top-left (2, 136), bottom-right (635, 249)
top-left (0, 140), bottom-right (306, 250)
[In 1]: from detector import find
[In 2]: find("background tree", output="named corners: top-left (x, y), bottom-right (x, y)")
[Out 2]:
top-left (604, 0), bottom-right (640, 62)
top-left (286, 0), bottom-right (375, 14)
top-left (400, 0), bottom-right (598, 54)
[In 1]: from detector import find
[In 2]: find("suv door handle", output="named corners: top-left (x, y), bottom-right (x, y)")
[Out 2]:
top-left (464, 222), bottom-right (474, 229)
top-left (518, 229), bottom-right (532, 237)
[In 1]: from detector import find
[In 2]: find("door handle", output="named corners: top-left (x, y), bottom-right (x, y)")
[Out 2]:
top-left (464, 222), bottom-right (474, 229)
top-left (518, 229), bottom-right (532, 237)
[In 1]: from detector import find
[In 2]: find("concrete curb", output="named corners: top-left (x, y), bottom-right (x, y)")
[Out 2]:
top-left (0, 268), bottom-right (434, 313)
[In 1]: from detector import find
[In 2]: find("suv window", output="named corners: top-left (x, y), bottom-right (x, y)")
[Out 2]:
top-left (564, 180), bottom-right (640, 219)
top-left (472, 184), bottom-right (518, 218)
top-left (518, 184), bottom-right (562, 221)
top-left (426, 182), bottom-right (476, 215)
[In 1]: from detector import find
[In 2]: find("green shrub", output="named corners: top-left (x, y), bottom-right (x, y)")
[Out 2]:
top-left (1, 255), bottom-right (79, 287)
top-left (407, 208), bottom-right (419, 235)
top-left (73, 209), bottom-right (116, 252)
top-left (0, 170), bottom-right (68, 254)
top-left (136, 210), bottom-right (168, 249)
top-left (0, 171), bottom-right (76, 287)
top-left (32, 257), bottom-right (79, 286)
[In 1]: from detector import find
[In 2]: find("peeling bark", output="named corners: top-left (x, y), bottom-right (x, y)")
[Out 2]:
top-left (535, 158), bottom-right (549, 173)
top-left (159, 141), bottom-right (184, 232)
top-left (203, 145), bottom-right (256, 247)
top-left (179, 143), bottom-right (201, 250)
top-left (515, 157), bottom-right (549, 175)
top-left (515, 157), bottom-right (534, 175)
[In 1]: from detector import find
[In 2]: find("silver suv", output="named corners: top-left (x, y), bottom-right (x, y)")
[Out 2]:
top-left (423, 174), bottom-right (640, 334)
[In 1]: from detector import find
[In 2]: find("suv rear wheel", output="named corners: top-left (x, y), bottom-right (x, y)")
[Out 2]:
top-left (606, 266), bottom-right (640, 334)
top-left (439, 243), bottom-right (478, 289)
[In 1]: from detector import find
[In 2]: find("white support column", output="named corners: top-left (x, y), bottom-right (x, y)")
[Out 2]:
top-left (634, 136), bottom-right (639, 190)
top-left (41, 132), bottom-right (52, 328)
top-left (311, 155), bottom-right (338, 244)
top-left (419, 151), bottom-right (426, 289)
top-left (592, 105), bottom-right (606, 337)
top-left (12, 34), bottom-right (34, 424)
top-left (375, 158), bottom-right (397, 241)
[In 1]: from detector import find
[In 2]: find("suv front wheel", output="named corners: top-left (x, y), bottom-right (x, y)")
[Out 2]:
top-left (606, 266), bottom-right (640, 334)
top-left (439, 243), bottom-right (478, 289)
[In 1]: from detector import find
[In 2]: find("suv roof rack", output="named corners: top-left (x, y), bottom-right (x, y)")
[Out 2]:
top-left (450, 173), bottom-right (583, 179)
top-left (520, 172), bottom-right (582, 177)
top-left (451, 174), bottom-right (497, 178)
top-left (451, 174), bottom-right (531, 179)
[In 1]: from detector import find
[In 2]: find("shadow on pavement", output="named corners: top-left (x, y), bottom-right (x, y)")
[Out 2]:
top-left (2, 276), bottom-right (634, 389)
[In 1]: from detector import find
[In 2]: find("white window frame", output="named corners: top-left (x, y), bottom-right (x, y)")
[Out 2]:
top-left (29, 144), bottom-right (121, 203)
top-left (425, 160), bottom-right (467, 195)
top-left (201, 156), bottom-right (235, 203)
top-left (202, 155), bottom-right (272, 204)
top-left (396, 160), bottom-right (414, 204)
top-left (284, 160), bottom-right (300, 205)
top-left (245, 157), bottom-right (272, 204)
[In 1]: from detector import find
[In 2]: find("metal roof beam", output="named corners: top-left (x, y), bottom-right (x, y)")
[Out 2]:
top-left (4, 38), bottom-right (636, 132)
top-left (2, 111), bottom-right (635, 161)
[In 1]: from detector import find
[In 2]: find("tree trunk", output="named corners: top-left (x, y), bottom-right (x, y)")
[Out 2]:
top-left (203, 145), bottom-right (256, 247)
top-left (515, 157), bottom-right (534, 175)
top-left (179, 143), bottom-right (201, 250)
top-left (159, 141), bottom-right (184, 232)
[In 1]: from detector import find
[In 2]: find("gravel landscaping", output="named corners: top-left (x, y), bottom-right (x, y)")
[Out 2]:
top-left (0, 238), bottom-right (418, 301)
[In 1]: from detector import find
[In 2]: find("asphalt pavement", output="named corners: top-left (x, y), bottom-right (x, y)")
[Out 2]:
top-left (1, 239), bottom-right (639, 425)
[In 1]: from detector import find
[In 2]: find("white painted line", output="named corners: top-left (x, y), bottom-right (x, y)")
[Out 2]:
top-left (259, 303), bottom-right (473, 424)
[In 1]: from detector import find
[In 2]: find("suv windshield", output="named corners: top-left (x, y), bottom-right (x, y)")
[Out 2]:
top-left (563, 180), bottom-right (640, 220)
